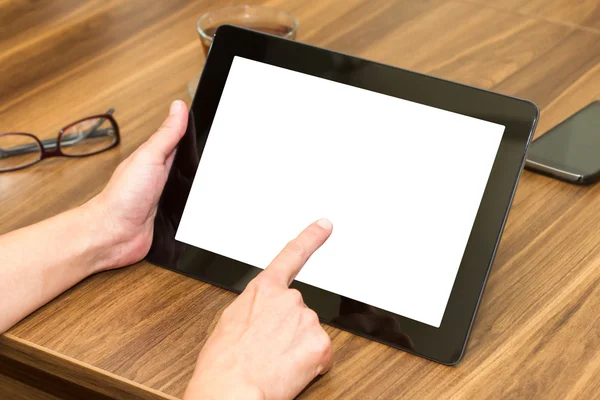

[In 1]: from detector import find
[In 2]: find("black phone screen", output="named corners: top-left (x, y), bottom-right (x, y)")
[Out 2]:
top-left (528, 101), bottom-right (600, 176)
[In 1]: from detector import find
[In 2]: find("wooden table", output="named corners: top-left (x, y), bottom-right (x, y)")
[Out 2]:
top-left (1, 0), bottom-right (599, 398)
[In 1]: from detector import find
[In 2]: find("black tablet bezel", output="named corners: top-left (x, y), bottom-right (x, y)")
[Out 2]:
top-left (146, 25), bottom-right (538, 365)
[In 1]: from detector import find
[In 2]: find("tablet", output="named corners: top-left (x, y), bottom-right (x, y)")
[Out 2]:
top-left (147, 25), bottom-right (538, 365)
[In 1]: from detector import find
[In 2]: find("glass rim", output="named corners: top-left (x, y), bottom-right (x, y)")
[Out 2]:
top-left (196, 5), bottom-right (299, 42)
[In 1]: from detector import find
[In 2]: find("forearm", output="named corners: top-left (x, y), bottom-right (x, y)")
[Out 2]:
top-left (0, 202), bottom-right (119, 333)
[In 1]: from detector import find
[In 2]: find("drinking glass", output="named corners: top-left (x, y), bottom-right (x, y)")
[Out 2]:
top-left (187, 5), bottom-right (298, 98)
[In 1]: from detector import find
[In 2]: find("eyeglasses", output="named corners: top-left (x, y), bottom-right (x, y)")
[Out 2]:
top-left (0, 109), bottom-right (120, 172)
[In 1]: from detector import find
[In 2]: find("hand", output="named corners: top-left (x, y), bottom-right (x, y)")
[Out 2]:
top-left (185, 219), bottom-right (335, 400)
top-left (0, 100), bottom-right (188, 333)
top-left (88, 100), bottom-right (188, 270)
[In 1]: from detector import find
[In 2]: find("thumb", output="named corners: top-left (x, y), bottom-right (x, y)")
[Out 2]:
top-left (146, 100), bottom-right (189, 160)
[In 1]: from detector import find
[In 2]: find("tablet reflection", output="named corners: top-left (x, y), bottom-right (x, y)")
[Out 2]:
top-left (332, 298), bottom-right (415, 350)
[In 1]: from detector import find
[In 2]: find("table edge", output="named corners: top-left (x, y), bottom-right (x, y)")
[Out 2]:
top-left (0, 333), bottom-right (178, 400)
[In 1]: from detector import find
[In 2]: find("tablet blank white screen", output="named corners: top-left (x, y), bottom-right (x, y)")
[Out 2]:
top-left (176, 56), bottom-right (504, 328)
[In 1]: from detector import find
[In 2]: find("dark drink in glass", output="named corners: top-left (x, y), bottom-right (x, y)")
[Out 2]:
top-left (188, 5), bottom-right (298, 98)
top-left (200, 22), bottom-right (296, 56)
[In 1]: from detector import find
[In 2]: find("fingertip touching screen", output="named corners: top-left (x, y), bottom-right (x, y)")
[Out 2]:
top-left (175, 56), bottom-right (505, 328)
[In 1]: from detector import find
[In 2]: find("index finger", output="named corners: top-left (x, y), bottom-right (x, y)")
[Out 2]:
top-left (263, 219), bottom-right (333, 287)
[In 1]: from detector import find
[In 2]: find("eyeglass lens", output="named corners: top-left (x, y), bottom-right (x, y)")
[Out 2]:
top-left (60, 117), bottom-right (117, 156)
top-left (0, 134), bottom-right (42, 171)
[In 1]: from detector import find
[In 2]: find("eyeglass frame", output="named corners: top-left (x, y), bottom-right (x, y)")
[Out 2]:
top-left (0, 109), bottom-right (120, 172)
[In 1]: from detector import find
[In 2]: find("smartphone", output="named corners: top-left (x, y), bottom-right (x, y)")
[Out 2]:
top-left (525, 100), bottom-right (600, 184)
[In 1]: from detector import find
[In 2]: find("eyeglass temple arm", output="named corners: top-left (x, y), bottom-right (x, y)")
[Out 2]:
top-left (0, 109), bottom-right (115, 158)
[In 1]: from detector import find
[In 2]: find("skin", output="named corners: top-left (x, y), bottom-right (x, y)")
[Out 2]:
top-left (0, 100), bottom-right (333, 399)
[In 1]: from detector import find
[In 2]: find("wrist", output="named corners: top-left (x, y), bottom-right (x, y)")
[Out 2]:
top-left (81, 192), bottom-right (156, 273)
top-left (76, 199), bottom-right (127, 274)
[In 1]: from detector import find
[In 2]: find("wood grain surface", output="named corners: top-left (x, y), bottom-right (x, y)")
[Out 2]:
top-left (1, 0), bottom-right (599, 398)
top-left (0, 354), bottom-right (113, 400)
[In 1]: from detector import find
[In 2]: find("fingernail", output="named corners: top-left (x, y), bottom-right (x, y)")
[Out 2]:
top-left (316, 218), bottom-right (333, 231)
top-left (169, 100), bottom-right (183, 115)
